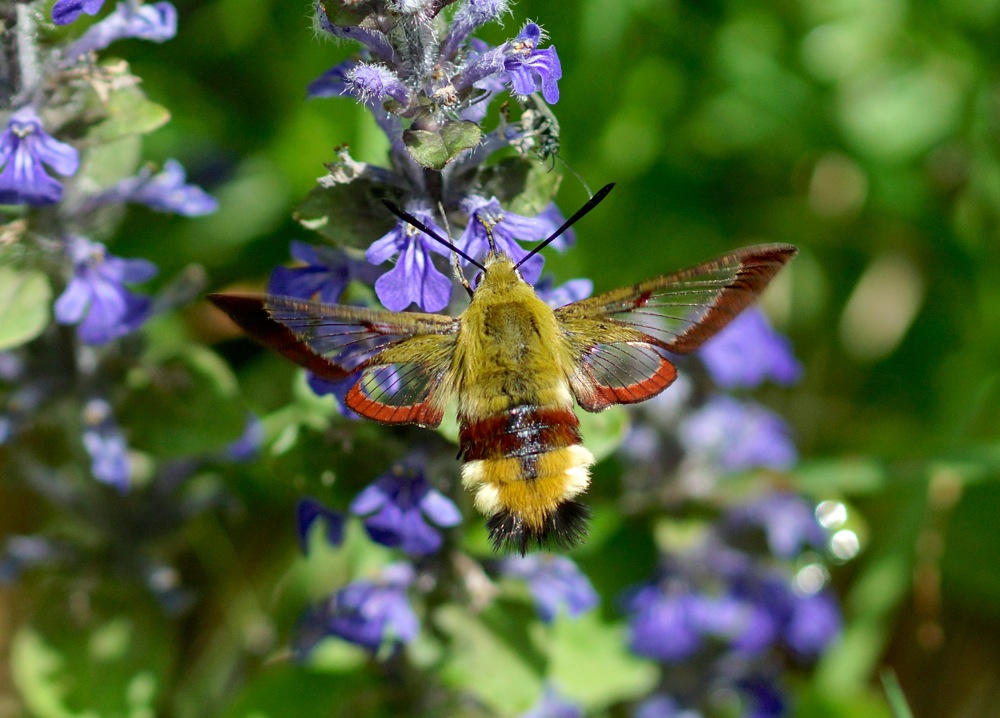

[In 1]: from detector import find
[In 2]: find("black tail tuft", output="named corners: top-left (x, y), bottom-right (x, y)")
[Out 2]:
top-left (486, 501), bottom-right (592, 555)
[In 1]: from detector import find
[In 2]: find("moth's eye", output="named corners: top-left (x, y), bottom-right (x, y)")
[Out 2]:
top-left (472, 271), bottom-right (484, 289)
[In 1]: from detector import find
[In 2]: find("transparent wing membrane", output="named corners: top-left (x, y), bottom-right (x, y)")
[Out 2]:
top-left (557, 244), bottom-right (796, 354)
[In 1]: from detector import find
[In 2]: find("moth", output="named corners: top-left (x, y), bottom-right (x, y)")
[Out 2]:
top-left (209, 184), bottom-right (796, 554)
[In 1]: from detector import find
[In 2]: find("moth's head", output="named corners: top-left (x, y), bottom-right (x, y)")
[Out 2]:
top-left (471, 252), bottom-right (526, 294)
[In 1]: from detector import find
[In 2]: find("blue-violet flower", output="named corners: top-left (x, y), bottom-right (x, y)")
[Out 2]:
top-left (346, 63), bottom-right (412, 107)
top-left (225, 416), bottom-right (265, 462)
top-left (110, 159), bottom-right (218, 216)
top-left (51, 0), bottom-right (106, 25)
top-left (503, 23), bottom-right (562, 103)
top-left (366, 211), bottom-right (454, 312)
top-left (81, 398), bottom-right (130, 491)
top-left (699, 309), bottom-right (802, 389)
top-left (679, 396), bottom-right (797, 472)
top-left (534, 276), bottom-right (592, 308)
top-left (460, 196), bottom-right (561, 284)
top-left (269, 241), bottom-right (376, 305)
top-left (350, 463), bottom-right (462, 555)
top-left (296, 497), bottom-right (346, 555)
top-left (307, 60), bottom-right (355, 99)
top-left (64, 2), bottom-right (178, 63)
top-left (54, 236), bottom-right (157, 345)
top-left (500, 554), bottom-right (598, 622)
top-left (0, 107), bottom-right (79, 206)
top-left (299, 563), bottom-right (418, 654)
top-left (723, 493), bottom-right (826, 560)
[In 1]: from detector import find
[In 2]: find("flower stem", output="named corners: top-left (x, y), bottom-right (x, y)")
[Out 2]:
top-left (15, 2), bottom-right (40, 102)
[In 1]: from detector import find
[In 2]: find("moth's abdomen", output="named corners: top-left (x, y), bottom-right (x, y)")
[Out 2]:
top-left (459, 404), bottom-right (595, 554)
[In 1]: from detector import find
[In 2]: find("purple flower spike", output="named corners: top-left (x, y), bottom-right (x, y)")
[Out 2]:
top-left (51, 0), bottom-right (106, 25)
top-left (366, 210), bottom-right (454, 312)
top-left (64, 2), bottom-right (177, 63)
top-left (298, 563), bottom-right (418, 654)
top-left (724, 493), bottom-right (826, 559)
top-left (699, 309), bottom-right (802, 389)
top-left (783, 590), bottom-right (841, 659)
top-left (679, 396), bottom-right (797, 472)
top-left (738, 676), bottom-right (787, 718)
top-left (624, 582), bottom-right (703, 662)
top-left (269, 241), bottom-right (376, 305)
top-left (307, 60), bottom-right (356, 99)
top-left (346, 63), bottom-right (412, 107)
top-left (350, 463), bottom-right (461, 556)
top-left (296, 497), bottom-right (346, 555)
top-left (441, 0), bottom-right (511, 59)
top-left (501, 554), bottom-right (598, 622)
top-left (54, 236), bottom-right (157, 345)
top-left (81, 399), bottom-right (130, 491)
top-left (459, 196), bottom-right (560, 284)
top-left (0, 107), bottom-right (79, 206)
top-left (503, 23), bottom-right (562, 104)
top-left (114, 159), bottom-right (218, 216)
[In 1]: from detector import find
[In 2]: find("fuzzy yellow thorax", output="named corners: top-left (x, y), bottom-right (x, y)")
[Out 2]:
top-left (453, 254), bottom-right (574, 419)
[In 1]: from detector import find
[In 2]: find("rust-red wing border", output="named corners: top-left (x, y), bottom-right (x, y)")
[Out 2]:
top-left (665, 244), bottom-right (797, 354)
top-left (345, 373), bottom-right (446, 427)
top-left (570, 341), bottom-right (678, 412)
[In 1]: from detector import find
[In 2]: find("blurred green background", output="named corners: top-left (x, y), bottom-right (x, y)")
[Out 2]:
top-left (5, 0), bottom-right (1000, 715)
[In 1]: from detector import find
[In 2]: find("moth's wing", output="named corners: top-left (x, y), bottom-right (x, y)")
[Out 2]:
top-left (562, 339), bottom-right (679, 412)
top-left (345, 333), bottom-right (459, 427)
top-left (208, 293), bottom-right (459, 426)
top-left (555, 244), bottom-right (796, 411)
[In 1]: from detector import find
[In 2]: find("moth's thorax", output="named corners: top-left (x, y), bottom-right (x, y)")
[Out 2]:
top-left (455, 254), bottom-right (571, 417)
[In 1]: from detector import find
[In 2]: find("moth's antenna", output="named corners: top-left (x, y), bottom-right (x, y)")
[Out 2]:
top-left (382, 199), bottom-right (486, 272)
top-left (514, 183), bottom-right (615, 271)
top-left (483, 220), bottom-right (497, 253)
top-left (437, 199), bottom-right (474, 298)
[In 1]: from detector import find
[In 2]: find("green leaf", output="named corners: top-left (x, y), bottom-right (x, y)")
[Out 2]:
top-left (478, 156), bottom-right (561, 217)
top-left (577, 405), bottom-right (629, 463)
top-left (11, 588), bottom-right (175, 718)
top-left (880, 669), bottom-right (914, 718)
top-left (941, 480), bottom-right (1000, 618)
top-left (403, 129), bottom-right (450, 170)
top-left (318, 0), bottom-right (372, 26)
top-left (792, 684), bottom-right (894, 718)
top-left (792, 457), bottom-right (888, 495)
top-left (436, 602), bottom-right (545, 714)
top-left (119, 345), bottom-right (247, 456)
top-left (403, 121), bottom-right (482, 170)
top-left (838, 59), bottom-right (968, 162)
top-left (75, 136), bottom-right (143, 190)
top-left (294, 179), bottom-right (396, 249)
top-left (85, 83), bottom-right (170, 144)
top-left (440, 120), bottom-right (483, 158)
top-left (0, 265), bottom-right (52, 351)
top-left (548, 611), bottom-right (658, 710)
top-left (220, 665), bottom-right (378, 718)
